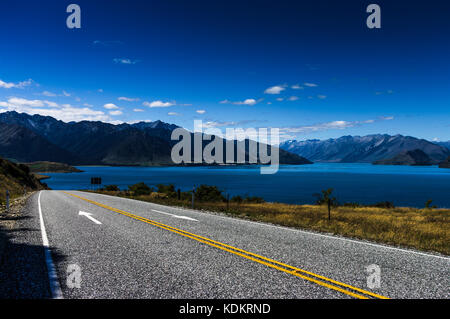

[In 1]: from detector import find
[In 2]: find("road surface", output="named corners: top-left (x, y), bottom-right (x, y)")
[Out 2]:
top-left (3, 190), bottom-right (449, 299)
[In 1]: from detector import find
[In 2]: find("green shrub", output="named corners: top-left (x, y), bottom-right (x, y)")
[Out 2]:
top-left (128, 182), bottom-right (153, 196)
top-left (194, 185), bottom-right (225, 202)
top-left (371, 201), bottom-right (395, 209)
top-left (231, 195), bottom-right (243, 203)
top-left (104, 185), bottom-right (120, 191)
top-left (342, 202), bottom-right (361, 208)
top-left (243, 196), bottom-right (265, 203)
top-left (157, 184), bottom-right (177, 198)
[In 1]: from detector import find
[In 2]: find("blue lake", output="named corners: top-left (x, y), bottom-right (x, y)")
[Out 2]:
top-left (43, 163), bottom-right (450, 208)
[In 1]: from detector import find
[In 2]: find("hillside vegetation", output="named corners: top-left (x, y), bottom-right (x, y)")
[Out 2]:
top-left (0, 157), bottom-right (47, 202)
top-left (24, 161), bottom-right (83, 173)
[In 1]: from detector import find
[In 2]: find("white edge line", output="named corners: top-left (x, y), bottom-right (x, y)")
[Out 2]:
top-left (38, 191), bottom-right (63, 299)
top-left (75, 191), bottom-right (450, 261)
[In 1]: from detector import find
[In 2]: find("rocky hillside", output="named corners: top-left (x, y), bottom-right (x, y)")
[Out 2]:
top-left (373, 149), bottom-right (433, 166)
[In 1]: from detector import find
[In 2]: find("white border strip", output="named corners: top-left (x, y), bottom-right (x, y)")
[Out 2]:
top-left (38, 191), bottom-right (63, 299)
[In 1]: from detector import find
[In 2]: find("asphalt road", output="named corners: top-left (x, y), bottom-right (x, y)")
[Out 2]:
top-left (10, 190), bottom-right (450, 298)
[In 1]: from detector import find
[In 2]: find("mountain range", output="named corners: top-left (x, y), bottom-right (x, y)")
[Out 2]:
top-left (280, 134), bottom-right (450, 164)
top-left (2, 111), bottom-right (449, 167)
top-left (0, 111), bottom-right (310, 166)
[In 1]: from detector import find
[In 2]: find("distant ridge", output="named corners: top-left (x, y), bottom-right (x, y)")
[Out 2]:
top-left (280, 134), bottom-right (450, 164)
top-left (436, 141), bottom-right (450, 151)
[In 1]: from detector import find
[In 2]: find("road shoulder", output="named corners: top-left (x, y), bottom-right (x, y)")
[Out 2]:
top-left (0, 192), bottom-right (53, 298)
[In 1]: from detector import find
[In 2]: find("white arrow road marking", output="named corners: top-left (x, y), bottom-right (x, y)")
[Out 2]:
top-left (151, 209), bottom-right (198, 222)
top-left (79, 211), bottom-right (102, 224)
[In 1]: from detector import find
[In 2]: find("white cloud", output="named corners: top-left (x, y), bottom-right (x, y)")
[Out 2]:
top-left (235, 99), bottom-right (258, 106)
top-left (62, 90), bottom-right (71, 97)
top-left (375, 90), bottom-right (394, 95)
top-left (201, 121), bottom-right (237, 128)
top-left (196, 110), bottom-right (206, 114)
top-left (83, 103), bottom-right (93, 107)
top-left (291, 84), bottom-right (304, 90)
top-left (113, 58), bottom-right (139, 65)
top-left (143, 100), bottom-right (175, 108)
top-left (133, 108), bottom-right (144, 112)
top-left (104, 103), bottom-right (120, 110)
top-left (6, 97), bottom-right (45, 107)
top-left (304, 82), bottom-right (318, 87)
top-left (109, 110), bottom-right (123, 116)
top-left (0, 78), bottom-right (33, 89)
top-left (93, 40), bottom-right (124, 46)
top-left (276, 98), bottom-right (284, 102)
top-left (42, 91), bottom-right (57, 97)
top-left (167, 112), bottom-right (180, 116)
top-left (264, 85), bottom-right (286, 94)
top-left (220, 98), bottom-right (259, 106)
top-left (288, 96), bottom-right (299, 101)
top-left (280, 117), bottom-right (394, 135)
top-left (317, 95), bottom-right (327, 99)
top-left (0, 97), bottom-right (111, 122)
top-left (44, 100), bottom-right (59, 107)
top-left (97, 89), bottom-right (103, 93)
top-left (118, 96), bottom-right (139, 102)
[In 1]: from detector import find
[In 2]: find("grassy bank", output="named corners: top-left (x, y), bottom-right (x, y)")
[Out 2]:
top-left (87, 184), bottom-right (450, 255)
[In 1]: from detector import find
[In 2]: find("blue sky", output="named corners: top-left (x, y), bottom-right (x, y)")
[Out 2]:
top-left (0, 0), bottom-right (449, 141)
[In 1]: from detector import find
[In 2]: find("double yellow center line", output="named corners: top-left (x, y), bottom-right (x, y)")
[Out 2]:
top-left (64, 191), bottom-right (389, 299)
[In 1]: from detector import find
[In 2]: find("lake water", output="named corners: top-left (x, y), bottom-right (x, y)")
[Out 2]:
top-left (43, 163), bottom-right (450, 208)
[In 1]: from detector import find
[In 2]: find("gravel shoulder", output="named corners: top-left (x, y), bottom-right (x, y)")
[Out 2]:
top-left (0, 192), bottom-right (52, 298)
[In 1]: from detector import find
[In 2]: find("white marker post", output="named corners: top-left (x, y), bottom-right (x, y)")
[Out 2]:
top-left (6, 189), bottom-right (9, 212)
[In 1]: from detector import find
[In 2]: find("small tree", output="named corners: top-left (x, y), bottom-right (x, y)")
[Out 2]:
top-left (313, 188), bottom-right (337, 221)
top-left (425, 199), bottom-right (437, 209)
top-left (314, 188), bottom-right (337, 206)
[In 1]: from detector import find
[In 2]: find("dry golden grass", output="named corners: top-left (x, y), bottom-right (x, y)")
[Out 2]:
top-left (90, 190), bottom-right (450, 255)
